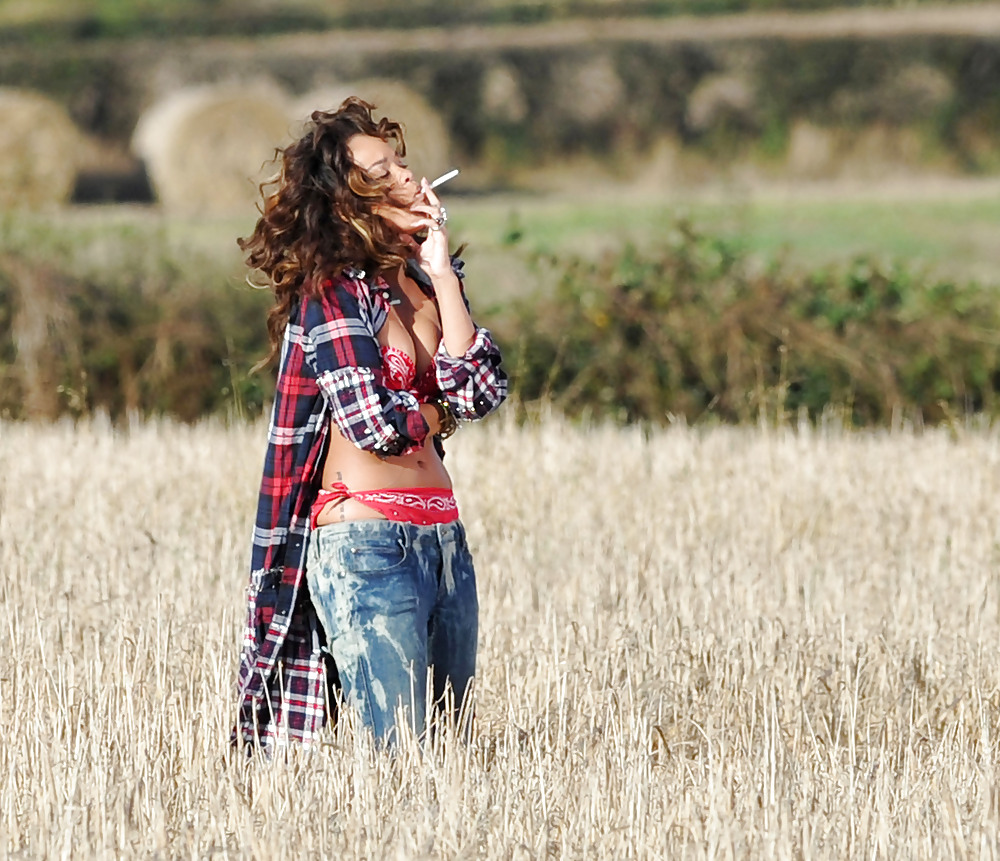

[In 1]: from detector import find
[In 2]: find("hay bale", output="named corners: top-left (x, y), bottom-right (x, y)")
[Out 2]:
top-left (133, 84), bottom-right (292, 215)
top-left (786, 120), bottom-right (837, 179)
top-left (292, 80), bottom-right (452, 181)
top-left (0, 88), bottom-right (83, 210)
top-left (551, 57), bottom-right (624, 125)
top-left (482, 63), bottom-right (528, 124)
top-left (686, 74), bottom-right (759, 135)
top-left (833, 65), bottom-right (953, 127)
top-left (888, 65), bottom-right (954, 120)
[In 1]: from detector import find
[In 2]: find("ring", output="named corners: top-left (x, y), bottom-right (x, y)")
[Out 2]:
top-left (435, 206), bottom-right (448, 227)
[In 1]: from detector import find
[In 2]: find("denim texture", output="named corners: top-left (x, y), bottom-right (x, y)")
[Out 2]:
top-left (306, 518), bottom-right (478, 745)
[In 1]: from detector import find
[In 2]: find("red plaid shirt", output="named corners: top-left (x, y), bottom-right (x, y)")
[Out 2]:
top-left (234, 261), bottom-right (507, 750)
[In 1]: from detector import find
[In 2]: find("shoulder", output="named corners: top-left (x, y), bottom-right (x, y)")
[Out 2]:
top-left (299, 268), bottom-right (386, 352)
top-left (301, 268), bottom-right (374, 328)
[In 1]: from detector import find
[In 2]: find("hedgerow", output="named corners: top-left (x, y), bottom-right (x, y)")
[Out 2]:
top-left (498, 224), bottom-right (1000, 425)
top-left (2, 220), bottom-right (999, 426)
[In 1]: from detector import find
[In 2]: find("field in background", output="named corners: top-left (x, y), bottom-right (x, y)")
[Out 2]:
top-left (455, 181), bottom-right (1000, 294)
top-left (4, 4), bottom-right (1000, 854)
top-left (13, 178), bottom-right (1000, 295)
top-left (5, 180), bottom-right (998, 423)
top-left (3, 414), bottom-right (1000, 857)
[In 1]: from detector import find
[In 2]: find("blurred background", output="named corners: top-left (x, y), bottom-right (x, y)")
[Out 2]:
top-left (2, 0), bottom-right (1000, 425)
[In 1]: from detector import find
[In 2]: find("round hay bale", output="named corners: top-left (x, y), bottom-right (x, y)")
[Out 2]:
top-left (551, 57), bottom-right (624, 125)
top-left (0, 89), bottom-right (83, 210)
top-left (292, 81), bottom-right (452, 181)
top-left (133, 85), bottom-right (293, 215)
top-left (890, 65), bottom-right (954, 118)
top-left (686, 74), bottom-right (758, 135)
top-left (786, 120), bottom-right (837, 179)
top-left (482, 63), bottom-right (528, 124)
top-left (833, 65), bottom-right (954, 126)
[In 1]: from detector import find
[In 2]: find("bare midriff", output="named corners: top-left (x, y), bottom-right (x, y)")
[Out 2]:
top-left (315, 267), bottom-right (451, 526)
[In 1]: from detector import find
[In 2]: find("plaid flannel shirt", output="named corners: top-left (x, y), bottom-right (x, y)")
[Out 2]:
top-left (234, 260), bottom-right (507, 750)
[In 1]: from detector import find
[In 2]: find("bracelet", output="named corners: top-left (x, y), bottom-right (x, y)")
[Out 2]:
top-left (434, 396), bottom-right (458, 440)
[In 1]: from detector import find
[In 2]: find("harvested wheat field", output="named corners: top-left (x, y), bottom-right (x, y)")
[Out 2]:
top-left (3, 413), bottom-right (1000, 858)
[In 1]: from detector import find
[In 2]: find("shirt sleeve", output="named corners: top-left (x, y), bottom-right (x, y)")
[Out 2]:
top-left (301, 277), bottom-right (430, 457)
top-left (435, 323), bottom-right (508, 421)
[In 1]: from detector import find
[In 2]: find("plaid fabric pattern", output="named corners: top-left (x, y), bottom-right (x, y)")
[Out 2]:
top-left (234, 264), bottom-right (507, 751)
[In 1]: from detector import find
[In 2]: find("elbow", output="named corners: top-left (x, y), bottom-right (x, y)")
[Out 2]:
top-left (376, 407), bottom-right (430, 454)
top-left (446, 373), bottom-right (508, 422)
top-left (322, 366), bottom-right (430, 454)
top-left (341, 414), bottom-right (430, 457)
top-left (350, 426), bottom-right (405, 456)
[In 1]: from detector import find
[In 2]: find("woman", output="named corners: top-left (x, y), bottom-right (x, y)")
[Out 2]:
top-left (234, 98), bottom-right (507, 750)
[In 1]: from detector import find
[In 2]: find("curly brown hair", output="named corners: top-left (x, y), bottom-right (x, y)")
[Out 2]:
top-left (239, 97), bottom-right (411, 364)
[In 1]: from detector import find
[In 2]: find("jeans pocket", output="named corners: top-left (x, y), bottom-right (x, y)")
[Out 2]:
top-left (339, 536), bottom-right (408, 576)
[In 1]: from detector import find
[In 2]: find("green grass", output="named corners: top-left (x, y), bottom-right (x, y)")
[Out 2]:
top-left (4, 186), bottom-right (998, 422)
top-left (447, 186), bottom-right (1000, 295)
top-left (694, 195), bottom-right (1000, 284)
top-left (6, 183), bottom-right (999, 309)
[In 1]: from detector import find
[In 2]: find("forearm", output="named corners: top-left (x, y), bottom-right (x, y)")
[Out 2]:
top-left (318, 365), bottom-right (431, 456)
top-left (431, 270), bottom-right (476, 357)
top-left (419, 401), bottom-right (442, 436)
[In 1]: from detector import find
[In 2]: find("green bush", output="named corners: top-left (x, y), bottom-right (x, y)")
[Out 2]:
top-left (0, 226), bottom-right (272, 421)
top-left (3, 218), bottom-right (1000, 427)
top-left (499, 224), bottom-right (1000, 425)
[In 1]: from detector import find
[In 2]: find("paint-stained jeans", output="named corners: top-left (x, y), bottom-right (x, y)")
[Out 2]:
top-left (306, 518), bottom-right (479, 746)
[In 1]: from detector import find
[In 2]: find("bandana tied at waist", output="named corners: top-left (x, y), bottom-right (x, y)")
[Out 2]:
top-left (310, 481), bottom-right (459, 529)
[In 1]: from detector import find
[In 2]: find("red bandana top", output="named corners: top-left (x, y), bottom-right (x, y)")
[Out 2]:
top-left (381, 344), bottom-right (439, 402)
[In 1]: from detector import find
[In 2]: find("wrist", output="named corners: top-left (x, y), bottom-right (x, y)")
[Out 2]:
top-left (432, 395), bottom-right (458, 439)
top-left (428, 269), bottom-right (461, 291)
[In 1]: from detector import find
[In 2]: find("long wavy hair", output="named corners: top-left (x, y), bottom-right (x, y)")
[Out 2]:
top-left (239, 97), bottom-right (411, 365)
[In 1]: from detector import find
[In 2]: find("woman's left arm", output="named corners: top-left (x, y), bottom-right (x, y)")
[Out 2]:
top-left (414, 185), bottom-right (476, 358)
top-left (431, 271), bottom-right (508, 422)
top-left (416, 201), bottom-right (507, 422)
top-left (433, 269), bottom-right (476, 358)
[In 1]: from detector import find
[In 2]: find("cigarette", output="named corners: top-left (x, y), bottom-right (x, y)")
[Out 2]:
top-left (428, 168), bottom-right (459, 190)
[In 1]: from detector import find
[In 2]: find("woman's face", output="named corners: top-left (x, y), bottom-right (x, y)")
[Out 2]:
top-left (346, 133), bottom-right (425, 234)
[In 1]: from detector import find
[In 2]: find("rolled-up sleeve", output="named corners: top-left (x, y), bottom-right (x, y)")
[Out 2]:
top-left (435, 326), bottom-right (508, 421)
top-left (302, 278), bottom-right (430, 457)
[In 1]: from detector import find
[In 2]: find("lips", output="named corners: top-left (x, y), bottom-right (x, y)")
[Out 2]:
top-left (389, 184), bottom-right (422, 209)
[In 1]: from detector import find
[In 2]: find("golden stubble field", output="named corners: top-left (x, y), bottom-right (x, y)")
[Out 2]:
top-left (3, 413), bottom-right (1000, 859)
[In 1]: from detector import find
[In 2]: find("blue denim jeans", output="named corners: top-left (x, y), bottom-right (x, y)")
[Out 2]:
top-left (306, 518), bottom-right (479, 746)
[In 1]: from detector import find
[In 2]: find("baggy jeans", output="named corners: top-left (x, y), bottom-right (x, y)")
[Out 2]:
top-left (306, 518), bottom-right (479, 746)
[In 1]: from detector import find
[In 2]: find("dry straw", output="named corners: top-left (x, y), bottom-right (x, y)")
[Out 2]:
top-left (133, 84), bottom-right (293, 215)
top-left (293, 80), bottom-right (452, 182)
top-left (3, 413), bottom-right (1000, 857)
top-left (0, 88), bottom-right (83, 209)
